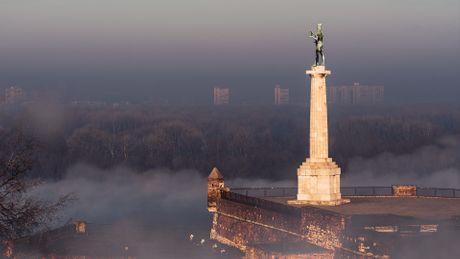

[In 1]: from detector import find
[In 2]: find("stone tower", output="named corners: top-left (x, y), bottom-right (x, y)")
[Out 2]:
top-left (207, 167), bottom-right (226, 212)
top-left (289, 66), bottom-right (349, 206)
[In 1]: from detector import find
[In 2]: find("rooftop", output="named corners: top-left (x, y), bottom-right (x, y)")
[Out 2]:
top-left (209, 167), bottom-right (223, 179)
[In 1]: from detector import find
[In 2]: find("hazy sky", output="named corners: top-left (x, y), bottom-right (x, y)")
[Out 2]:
top-left (0, 0), bottom-right (459, 103)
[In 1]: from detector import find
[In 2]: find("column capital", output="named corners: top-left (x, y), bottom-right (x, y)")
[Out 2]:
top-left (306, 65), bottom-right (331, 76)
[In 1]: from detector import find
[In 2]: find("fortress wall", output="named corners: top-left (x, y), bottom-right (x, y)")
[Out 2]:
top-left (210, 193), bottom-right (378, 257)
top-left (220, 191), bottom-right (302, 229)
top-left (211, 192), bottom-right (351, 254)
top-left (211, 212), bottom-right (299, 251)
top-left (299, 207), bottom-right (347, 249)
top-left (210, 192), bottom-right (440, 257)
top-left (211, 198), bottom-right (302, 250)
top-left (210, 192), bottom-right (419, 257)
top-left (246, 246), bottom-right (335, 259)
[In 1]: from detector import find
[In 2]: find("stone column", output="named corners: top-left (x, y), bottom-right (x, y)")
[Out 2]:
top-left (289, 66), bottom-right (349, 206)
top-left (308, 66), bottom-right (330, 161)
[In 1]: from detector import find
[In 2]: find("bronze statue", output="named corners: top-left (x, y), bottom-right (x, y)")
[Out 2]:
top-left (309, 23), bottom-right (325, 66)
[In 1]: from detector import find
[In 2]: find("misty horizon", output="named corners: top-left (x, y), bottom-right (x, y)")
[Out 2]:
top-left (0, 0), bottom-right (459, 104)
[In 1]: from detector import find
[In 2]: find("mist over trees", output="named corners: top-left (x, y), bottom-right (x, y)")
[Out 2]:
top-left (1, 104), bottom-right (459, 180)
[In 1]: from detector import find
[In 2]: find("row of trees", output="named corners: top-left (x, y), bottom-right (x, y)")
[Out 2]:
top-left (0, 104), bottom-right (459, 238)
top-left (2, 104), bottom-right (460, 180)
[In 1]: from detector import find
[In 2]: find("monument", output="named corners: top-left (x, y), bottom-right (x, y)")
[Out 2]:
top-left (289, 24), bottom-right (349, 205)
top-left (204, 24), bottom-right (460, 258)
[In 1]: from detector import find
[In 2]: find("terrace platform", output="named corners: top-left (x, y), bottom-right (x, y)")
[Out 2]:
top-left (267, 196), bottom-right (460, 220)
top-left (209, 184), bottom-right (460, 258)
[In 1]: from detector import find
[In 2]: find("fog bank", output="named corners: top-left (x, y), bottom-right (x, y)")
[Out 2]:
top-left (343, 135), bottom-right (460, 188)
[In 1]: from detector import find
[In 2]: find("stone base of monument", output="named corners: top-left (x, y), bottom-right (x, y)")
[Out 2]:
top-left (287, 198), bottom-right (350, 206)
top-left (288, 158), bottom-right (350, 206)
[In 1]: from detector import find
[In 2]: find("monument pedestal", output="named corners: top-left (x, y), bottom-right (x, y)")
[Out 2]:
top-left (288, 158), bottom-right (349, 205)
top-left (289, 65), bottom-right (349, 206)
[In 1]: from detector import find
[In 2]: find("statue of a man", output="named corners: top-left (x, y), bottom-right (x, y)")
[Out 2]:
top-left (309, 23), bottom-right (325, 66)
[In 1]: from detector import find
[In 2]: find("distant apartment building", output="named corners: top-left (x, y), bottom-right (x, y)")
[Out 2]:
top-left (274, 85), bottom-right (289, 105)
top-left (3, 86), bottom-right (25, 104)
top-left (328, 83), bottom-right (384, 105)
top-left (213, 87), bottom-right (230, 105)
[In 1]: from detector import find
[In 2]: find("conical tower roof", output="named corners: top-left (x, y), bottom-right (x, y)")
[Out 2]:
top-left (208, 167), bottom-right (223, 179)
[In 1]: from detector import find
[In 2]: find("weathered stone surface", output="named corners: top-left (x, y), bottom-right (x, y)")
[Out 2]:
top-left (306, 66), bottom-right (331, 160)
top-left (210, 195), bottom-right (344, 257)
top-left (295, 66), bottom-right (346, 205)
top-left (207, 167), bottom-right (227, 212)
top-left (392, 185), bottom-right (417, 197)
top-left (245, 242), bottom-right (334, 259)
top-left (209, 190), bottom-right (460, 258)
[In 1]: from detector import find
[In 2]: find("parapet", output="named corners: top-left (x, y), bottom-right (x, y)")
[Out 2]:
top-left (392, 185), bottom-right (417, 197)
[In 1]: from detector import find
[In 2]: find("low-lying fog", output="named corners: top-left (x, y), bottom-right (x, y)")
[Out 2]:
top-left (30, 134), bottom-right (460, 257)
top-left (34, 165), bottom-right (230, 258)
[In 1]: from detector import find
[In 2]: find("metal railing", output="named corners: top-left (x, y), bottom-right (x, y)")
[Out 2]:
top-left (341, 186), bottom-right (393, 196)
top-left (231, 187), bottom-right (297, 197)
top-left (230, 186), bottom-right (460, 198)
top-left (221, 190), bottom-right (300, 215)
top-left (417, 187), bottom-right (460, 198)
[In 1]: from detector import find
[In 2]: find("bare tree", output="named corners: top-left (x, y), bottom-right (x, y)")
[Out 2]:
top-left (0, 130), bottom-right (72, 239)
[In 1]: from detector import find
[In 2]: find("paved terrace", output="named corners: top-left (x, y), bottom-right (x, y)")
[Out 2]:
top-left (231, 187), bottom-right (460, 220)
top-left (266, 196), bottom-right (460, 220)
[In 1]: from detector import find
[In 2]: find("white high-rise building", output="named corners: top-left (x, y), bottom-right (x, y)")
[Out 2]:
top-left (274, 85), bottom-right (289, 105)
top-left (213, 87), bottom-right (230, 105)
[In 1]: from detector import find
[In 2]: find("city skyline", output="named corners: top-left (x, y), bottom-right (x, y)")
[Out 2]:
top-left (0, 1), bottom-right (459, 104)
top-left (0, 83), bottom-right (386, 106)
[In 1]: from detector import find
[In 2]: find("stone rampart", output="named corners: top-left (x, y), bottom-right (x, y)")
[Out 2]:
top-left (211, 190), bottom-right (350, 256)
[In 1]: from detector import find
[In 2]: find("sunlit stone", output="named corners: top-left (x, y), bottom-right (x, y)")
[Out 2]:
top-left (289, 65), bottom-right (349, 206)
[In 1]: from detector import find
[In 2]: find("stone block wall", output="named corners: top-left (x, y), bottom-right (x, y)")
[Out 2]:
top-left (392, 185), bottom-right (417, 196)
top-left (211, 198), bottom-right (302, 250)
top-left (299, 207), bottom-right (346, 249)
top-left (210, 191), bottom-right (355, 257)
